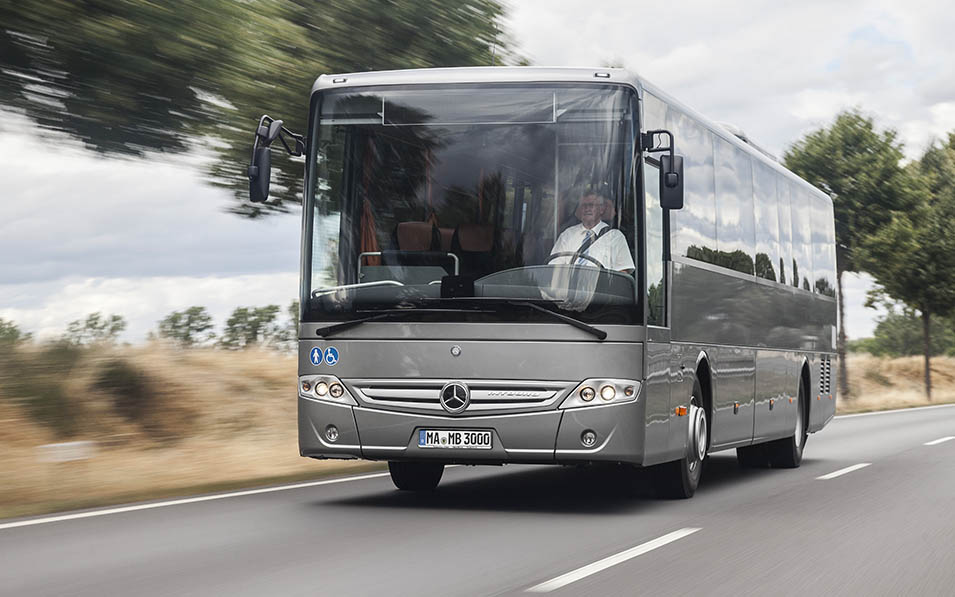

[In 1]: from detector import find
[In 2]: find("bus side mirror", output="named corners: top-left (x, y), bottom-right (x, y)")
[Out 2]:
top-left (660, 154), bottom-right (684, 210)
top-left (247, 115), bottom-right (305, 204)
top-left (249, 146), bottom-right (271, 203)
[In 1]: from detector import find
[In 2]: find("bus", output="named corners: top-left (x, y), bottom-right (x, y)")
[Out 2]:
top-left (247, 67), bottom-right (837, 498)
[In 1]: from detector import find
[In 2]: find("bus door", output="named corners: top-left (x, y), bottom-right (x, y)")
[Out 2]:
top-left (642, 159), bottom-right (672, 464)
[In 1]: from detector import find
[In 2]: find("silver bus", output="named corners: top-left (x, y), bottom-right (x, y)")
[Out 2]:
top-left (247, 67), bottom-right (837, 498)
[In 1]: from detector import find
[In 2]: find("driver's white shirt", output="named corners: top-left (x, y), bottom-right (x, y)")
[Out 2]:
top-left (550, 221), bottom-right (635, 272)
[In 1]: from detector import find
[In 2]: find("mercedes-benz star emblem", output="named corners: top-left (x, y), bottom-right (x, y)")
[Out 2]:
top-left (440, 381), bottom-right (470, 414)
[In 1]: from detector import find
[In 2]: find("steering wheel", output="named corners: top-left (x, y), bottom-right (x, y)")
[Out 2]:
top-left (546, 252), bottom-right (607, 269)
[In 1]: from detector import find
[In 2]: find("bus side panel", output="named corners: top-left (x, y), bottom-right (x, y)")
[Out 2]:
top-left (753, 350), bottom-right (798, 442)
top-left (709, 345), bottom-right (756, 449)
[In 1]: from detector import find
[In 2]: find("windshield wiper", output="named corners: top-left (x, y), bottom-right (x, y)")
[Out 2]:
top-left (314, 307), bottom-right (493, 338)
top-left (505, 300), bottom-right (608, 341)
top-left (416, 297), bottom-right (608, 341)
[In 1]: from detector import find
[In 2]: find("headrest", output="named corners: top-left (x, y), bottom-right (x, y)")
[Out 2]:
top-left (397, 222), bottom-right (439, 251)
top-left (455, 224), bottom-right (493, 252)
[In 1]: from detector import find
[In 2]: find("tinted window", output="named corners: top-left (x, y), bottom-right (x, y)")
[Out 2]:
top-left (753, 161), bottom-right (780, 281)
top-left (645, 162), bottom-right (666, 325)
top-left (790, 184), bottom-right (813, 291)
top-left (714, 138), bottom-right (755, 275)
top-left (776, 180), bottom-right (792, 286)
top-left (668, 109), bottom-right (718, 263)
top-left (812, 193), bottom-right (836, 297)
top-left (643, 92), bottom-right (667, 131)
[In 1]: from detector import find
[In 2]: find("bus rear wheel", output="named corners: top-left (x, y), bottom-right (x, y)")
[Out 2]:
top-left (655, 380), bottom-right (706, 499)
top-left (766, 380), bottom-right (808, 468)
top-left (388, 461), bottom-right (444, 491)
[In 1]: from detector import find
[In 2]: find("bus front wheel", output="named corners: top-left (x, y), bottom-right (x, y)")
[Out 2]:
top-left (655, 379), bottom-right (707, 499)
top-left (388, 461), bottom-right (445, 491)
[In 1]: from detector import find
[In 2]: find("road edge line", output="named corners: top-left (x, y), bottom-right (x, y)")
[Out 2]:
top-left (0, 471), bottom-right (392, 531)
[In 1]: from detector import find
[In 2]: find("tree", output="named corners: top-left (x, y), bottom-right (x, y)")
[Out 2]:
top-left (855, 146), bottom-right (955, 398)
top-left (64, 313), bottom-right (127, 345)
top-left (784, 110), bottom-right (917, 399)
top-left (219, 305), bottom-right (283, 349)
top-left (848, 306), bottom-right (955, 357)
top-left (0, 0), bottom-right (518, 213)
top-left (157, 306), bottom-right (215, 347)
top-left (0, 318), bottom-right (32, 345)
top-left (0, 1), bottom-right (245, 155)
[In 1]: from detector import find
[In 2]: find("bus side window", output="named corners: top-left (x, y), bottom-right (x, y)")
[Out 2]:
top-left (644, 160), bottom-right (666, 326)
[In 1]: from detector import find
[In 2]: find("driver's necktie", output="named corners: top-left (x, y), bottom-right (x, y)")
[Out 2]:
top-left (576, 230), bottom-right (595, 265)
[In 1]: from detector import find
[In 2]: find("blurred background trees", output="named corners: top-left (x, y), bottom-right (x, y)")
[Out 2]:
top-left (63, 313), bottom-right (127, 346)
top-left (157, 307), bottom-right (216, 348)
top-left (0, 0), bottom-right (516, 216)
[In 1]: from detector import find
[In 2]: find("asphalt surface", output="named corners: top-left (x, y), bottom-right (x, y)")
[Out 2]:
top-left (2, 405), bottom-right (954, 596)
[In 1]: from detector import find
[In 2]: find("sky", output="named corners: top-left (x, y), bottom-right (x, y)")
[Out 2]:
top-left (4, 0), bottom-right (955, 342)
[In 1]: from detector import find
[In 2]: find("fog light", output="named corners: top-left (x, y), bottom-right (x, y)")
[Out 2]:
top-left (301, 381), bottom-right (311, 392)
top-left (581, 430), bottom-right (597, 447)
top-left (329, 383), bottom-right (344, 398)
top-left (624, 385), bottom-right (635, 397)
top-left (315, 382), bottom-right (329, 396)
top-left (580, 386), bottom-right (595, 401)
top-left (325, 425), bottom-right (339, 442)
top-left (600, 385), bottom-right (616, 401)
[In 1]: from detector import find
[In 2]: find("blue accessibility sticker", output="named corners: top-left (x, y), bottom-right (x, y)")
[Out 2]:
top-left (323, 346), bottom-right (340, 366)
top-left (309, 347), bottom-right (323, 366)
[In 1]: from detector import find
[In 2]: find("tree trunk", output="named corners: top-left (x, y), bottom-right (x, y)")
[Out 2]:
top-left (922, 308), bottom-right (932, 401)
top-left (836, 267), bottom-right (849, 400)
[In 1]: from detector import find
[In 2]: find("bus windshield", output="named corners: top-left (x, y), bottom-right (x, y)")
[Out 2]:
top-left (306, 84), bottom-right (639, 324)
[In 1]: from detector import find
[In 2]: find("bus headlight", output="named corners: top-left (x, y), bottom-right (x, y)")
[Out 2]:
top-left (299, 375), bottom-right (357, 405)
top-left (560, 379), bottom-right (640, 409)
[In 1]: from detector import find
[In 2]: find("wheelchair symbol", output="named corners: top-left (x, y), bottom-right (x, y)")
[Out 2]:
top-left (323, 346), bottom-right (340, 366)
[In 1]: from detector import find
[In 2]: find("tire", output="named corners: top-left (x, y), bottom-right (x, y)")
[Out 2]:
top-left (766, 378), bottom-right (809, 468)
top-left (655, 379), bottom-right (707, 499)
top-left (388, 461), bottom-right (444, 491)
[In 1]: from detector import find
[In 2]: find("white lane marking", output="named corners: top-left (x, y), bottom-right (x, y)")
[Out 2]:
top-left (924, 436), bottom-right (955, 446)
top-left (525, 527), bottom-right (701, 593)
top-left (0, 471), bottom-right (391, 531)
top-left (835, 403), bottom-right (955, 419)
top-left (817, 463), bottom-right (872, 480)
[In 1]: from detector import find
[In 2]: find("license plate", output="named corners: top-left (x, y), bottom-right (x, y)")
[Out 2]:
top-left (418, 429), bottom-right (492, 449)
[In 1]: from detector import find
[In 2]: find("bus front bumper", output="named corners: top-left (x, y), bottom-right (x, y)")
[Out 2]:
top-left (298, 396), bottom-right (645, 465)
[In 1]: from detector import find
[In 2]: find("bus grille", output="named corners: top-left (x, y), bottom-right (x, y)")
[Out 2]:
top-left (346, 379), bottom-right (572, 413)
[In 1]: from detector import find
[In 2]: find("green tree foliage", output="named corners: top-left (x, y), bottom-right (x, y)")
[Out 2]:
top-left (157, 306), bottom-right (215, 347)
top-left (0, 0), bottom-right (245, 155)
top-left (219, 305), bottom-right (283, 349)
top-left (0, 0), bottom-right (516, 215)
top-left (0, 318), bottom-right (32, 345)
top-left (855, 140), bottom-right (955, 398)
top-left (784, 110), bottom-right (917, 398)
top-left (848, 308), bottom-right (955, 357)
top-left (64, 313), bottom-right (127, 346)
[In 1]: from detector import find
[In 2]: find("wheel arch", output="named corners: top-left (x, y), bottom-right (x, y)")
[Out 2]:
top-left (695, 351), bottom-right (713, 449)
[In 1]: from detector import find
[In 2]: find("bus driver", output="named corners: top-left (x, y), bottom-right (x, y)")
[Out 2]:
top-left (548, 188), bottom-right (635, 274)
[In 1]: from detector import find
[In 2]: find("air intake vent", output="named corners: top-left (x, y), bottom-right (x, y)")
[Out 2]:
top-left (819, 357), bottom-right (832, 396)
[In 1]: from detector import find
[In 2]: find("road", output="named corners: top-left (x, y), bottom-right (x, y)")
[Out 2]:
top-left (2, 405), bottom-right (954, 596)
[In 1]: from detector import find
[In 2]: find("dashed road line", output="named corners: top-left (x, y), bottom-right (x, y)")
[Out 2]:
top-left (525, 527), bottom-right (701, 593)
top-left (834, 403), bottom-right (955, 419)
top-left (817, 463), bottom-right (872, 480)
top-left (924, 436), bottom-right (954, 446)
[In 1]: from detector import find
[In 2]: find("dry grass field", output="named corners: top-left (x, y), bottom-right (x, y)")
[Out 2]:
top-left (1, 345), bottom-right (951, 518)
